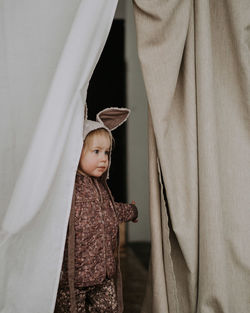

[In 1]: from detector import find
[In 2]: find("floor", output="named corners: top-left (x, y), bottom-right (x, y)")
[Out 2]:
top-left (120, 242), bottom-right (150, 313)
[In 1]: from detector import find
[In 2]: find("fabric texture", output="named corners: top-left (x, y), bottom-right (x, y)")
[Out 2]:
top-left (83, 108), bottom-right (130, 139)
top-left (133, 0), bottom-right (250, 313)
top-left (56, 171), bottom-right (137, 312)
top-left (59, 171), bottom-right (137, 288)
top-left (0, 1), bottom-right (118, 312)
top-left (55, 277), bottom-right (118, 313)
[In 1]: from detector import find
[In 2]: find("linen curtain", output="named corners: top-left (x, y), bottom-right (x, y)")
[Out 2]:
top-left (0, 1), bottom-right (118, 312)
top-left (133, 1), bottom-right (250, 312)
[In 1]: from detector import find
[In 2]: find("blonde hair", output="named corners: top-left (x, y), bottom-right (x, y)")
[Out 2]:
top-left (83, 128), bottom-right (112, 152)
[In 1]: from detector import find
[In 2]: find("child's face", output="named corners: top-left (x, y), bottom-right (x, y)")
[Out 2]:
top-left (79, 134), bottom-right (111, 178)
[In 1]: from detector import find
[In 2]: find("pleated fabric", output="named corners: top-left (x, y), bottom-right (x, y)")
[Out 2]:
top-left (133, 1), bottom-right (250, 312)
top-left (0, 1), bottom-right (118, 312)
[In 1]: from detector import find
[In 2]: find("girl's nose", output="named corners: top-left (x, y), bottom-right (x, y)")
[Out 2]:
top-left (101, 153), bottom-right (108, 161)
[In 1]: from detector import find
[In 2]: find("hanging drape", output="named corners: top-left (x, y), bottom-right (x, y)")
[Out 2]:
top-left (133, 1), bottom-right (250, 312)
top-left (0, 1), bottom-right (118, 312)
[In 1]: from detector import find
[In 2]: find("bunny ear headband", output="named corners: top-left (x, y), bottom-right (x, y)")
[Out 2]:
top-left (96, 107), bottom-right (130, 131)
top-left (83, 107), bottom-right (130, 140)
top-left (82, 107), bottom-right (130, 179)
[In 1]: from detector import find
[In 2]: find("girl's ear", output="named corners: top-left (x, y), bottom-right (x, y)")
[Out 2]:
top-left (96, 108), bottom-right (130, 131)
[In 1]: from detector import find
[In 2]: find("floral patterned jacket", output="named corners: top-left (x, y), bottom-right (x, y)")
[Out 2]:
top-left (59, 170), bottom-right (138, 288)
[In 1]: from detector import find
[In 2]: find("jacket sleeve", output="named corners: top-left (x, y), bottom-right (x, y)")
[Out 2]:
top-left (114, 202), bottom-right (138, 223)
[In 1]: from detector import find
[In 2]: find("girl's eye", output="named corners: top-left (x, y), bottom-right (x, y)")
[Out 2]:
top-left (94, 150), bottom-right (99, 154)
top-left (105, 151), bottom-right (110, 156)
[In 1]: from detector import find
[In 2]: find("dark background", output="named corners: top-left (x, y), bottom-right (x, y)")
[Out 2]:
top-left (87, 20), bottom-right (127, 203)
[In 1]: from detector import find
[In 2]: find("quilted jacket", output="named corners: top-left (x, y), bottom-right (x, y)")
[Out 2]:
top-left (59, 170), bottom-right (138, 288)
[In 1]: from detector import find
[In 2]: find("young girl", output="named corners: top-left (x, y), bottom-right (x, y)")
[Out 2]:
top-left (54, 108), bottom-right (138, 313)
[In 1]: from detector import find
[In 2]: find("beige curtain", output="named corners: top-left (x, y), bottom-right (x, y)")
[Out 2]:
top-left (133, 1), bottom-right (250, 312)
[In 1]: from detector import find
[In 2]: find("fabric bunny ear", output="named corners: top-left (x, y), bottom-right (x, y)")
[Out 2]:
top-left (96, 107), bottom-right (130, 131)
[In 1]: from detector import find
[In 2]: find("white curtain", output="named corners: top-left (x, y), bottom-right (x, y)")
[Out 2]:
top-left (0, 1), bottom-right (118, 312)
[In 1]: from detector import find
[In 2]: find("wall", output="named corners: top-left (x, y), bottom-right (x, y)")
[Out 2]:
top-left (114, 0), bottom-right (125, 19)
top-left (115, 1), bottom-right (150, 242)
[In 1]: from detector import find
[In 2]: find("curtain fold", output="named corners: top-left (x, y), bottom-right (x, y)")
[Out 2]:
top-left (0, 1), bottom-right (118, 312)
top-left (134, 0), bottom-right (250, 312)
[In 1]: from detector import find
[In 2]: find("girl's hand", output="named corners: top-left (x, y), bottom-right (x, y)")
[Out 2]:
top-left (131, 201), bottom-right (138, 222)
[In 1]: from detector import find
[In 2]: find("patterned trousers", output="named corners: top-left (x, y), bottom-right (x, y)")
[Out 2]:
top-left (54, 278), bottom-right (118, 313)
